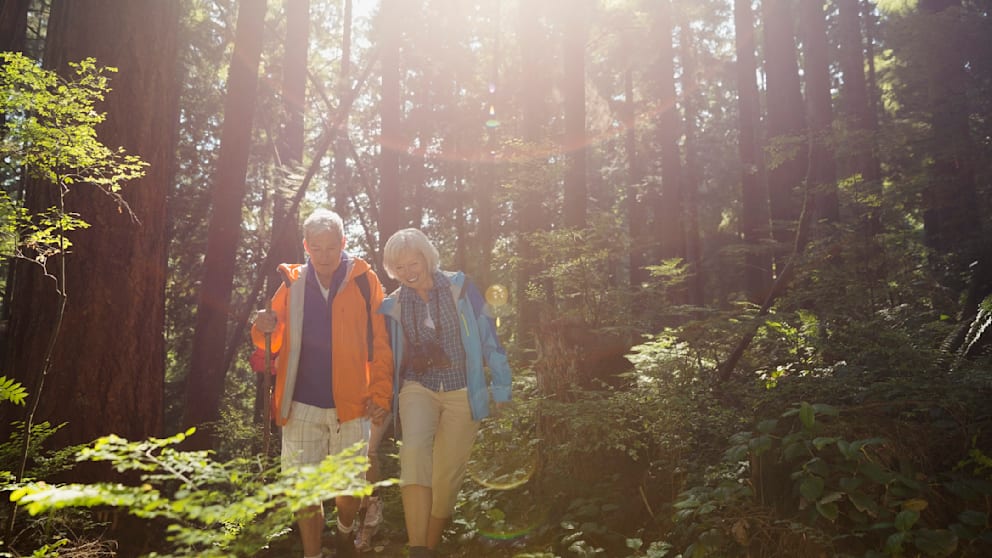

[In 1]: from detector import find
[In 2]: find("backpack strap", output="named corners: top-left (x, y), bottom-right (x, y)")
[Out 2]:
top-left (356, 271), bottom-right (374, 362)
top-left (278, 264), bottom-right (374, 362)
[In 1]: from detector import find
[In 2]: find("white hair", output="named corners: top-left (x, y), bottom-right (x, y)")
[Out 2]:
top-left (382, 228), bottom-right (441, 279)
top-left (302, 208), bottom-right (344, 242)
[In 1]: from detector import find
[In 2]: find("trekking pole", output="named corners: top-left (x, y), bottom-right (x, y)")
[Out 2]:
top-left (262, 297), bottom-right (273, 457)
top-left (262, 265), bottom-right (294, 456)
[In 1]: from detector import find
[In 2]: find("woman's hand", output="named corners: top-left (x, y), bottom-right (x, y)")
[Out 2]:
top-left (368, 402), bottom-right (390, 425)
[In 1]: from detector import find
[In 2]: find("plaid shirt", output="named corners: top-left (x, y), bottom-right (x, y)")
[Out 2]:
top-left (399, 272), bottom-right (468, 392)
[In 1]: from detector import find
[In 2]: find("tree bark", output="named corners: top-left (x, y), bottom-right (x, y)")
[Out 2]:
top-left (562, 0), bottom-right (589, 229)
top-left (2, 0), bottom-right (180, 459)
top-left (515, 0), bottom-right (549, 349)
top-left (735, 0), bottom-right (770, 303)
top-left (837, 0), bottom-right (881, 226)
top-left (762, 0), bottom-right (807, 272)
top-left (270, 0), bottom-right (308, 271)
top-left (679, 17), bottom-right (704, 306)
top-left (799, 0), bottom-right (838, 224)
top-left (918, 0), bottom-right (980, 265)
top-left (183, 0), bottom-right (267, 448)
top-left (654, 0), bottom-right (684, 262)
top-left (378, 0), bottom-right (402, 284)
top-left (333, 0), bottom-right (353, 219)
top-left (0, 0), bottom-right (29, 53)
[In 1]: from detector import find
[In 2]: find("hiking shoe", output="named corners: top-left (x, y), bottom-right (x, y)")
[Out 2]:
top-left (335, 529), bottom-right (357, 558)
top-left (408, 547), bottom-right (437, 558)
top-left (355, 496), bottom-right (383, 552)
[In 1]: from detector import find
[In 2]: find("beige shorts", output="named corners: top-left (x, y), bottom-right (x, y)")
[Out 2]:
top-left (398, 381), bottom-right (479, 518)
top-left (281, 401), bottom-right (368, 470)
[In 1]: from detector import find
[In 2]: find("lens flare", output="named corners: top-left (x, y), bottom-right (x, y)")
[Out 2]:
top-left (485, 284), bottom-right (509, 307)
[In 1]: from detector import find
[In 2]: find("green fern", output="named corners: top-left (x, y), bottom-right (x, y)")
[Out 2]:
top-left (962, 294), bottom-right (992, 356)
top-left (0, 375), bottom-right (28, 405)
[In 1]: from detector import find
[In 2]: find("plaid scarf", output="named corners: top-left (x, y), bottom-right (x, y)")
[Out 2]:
top-left (399, 272), bottom-right (468, 391)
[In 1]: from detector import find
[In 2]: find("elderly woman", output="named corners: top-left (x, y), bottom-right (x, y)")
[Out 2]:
top-left (379, 228), bottom-right (512, 558)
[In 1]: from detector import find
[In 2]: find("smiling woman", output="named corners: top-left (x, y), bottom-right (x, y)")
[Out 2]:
top-left (379, 228), bottom-right (513, 558)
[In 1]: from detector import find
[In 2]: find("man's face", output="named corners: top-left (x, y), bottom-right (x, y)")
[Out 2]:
top-left (304, 230), bottom-right (345, 281)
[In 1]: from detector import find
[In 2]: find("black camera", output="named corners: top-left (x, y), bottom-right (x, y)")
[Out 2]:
top-left (408, 341), bottom-right (451, 375)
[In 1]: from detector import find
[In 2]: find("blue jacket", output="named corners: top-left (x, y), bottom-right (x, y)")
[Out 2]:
top-left (379, 271), bottom-right (512, 424)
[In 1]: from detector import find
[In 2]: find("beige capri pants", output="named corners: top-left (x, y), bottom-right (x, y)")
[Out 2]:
top-left (399, 380), bottom-right (480, 518)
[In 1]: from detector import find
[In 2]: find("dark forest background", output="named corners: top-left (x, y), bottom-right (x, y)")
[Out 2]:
top-left (1, 0), bottom-right (991, 556)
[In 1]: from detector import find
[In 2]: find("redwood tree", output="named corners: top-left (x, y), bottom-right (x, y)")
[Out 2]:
top-left (762, 0), bottom-right (807, 270)
top-left (654, 0), bottom-right (684, 262)
top-left (735, 0), bottom-right (770, 302)
top-left (183, 0), bottom-right (267, 448)
top-left (2, 0), bottom-right (180, 456)
top-left (799, 0), bottom-right (838, 224)
top-left (378, 0), bottom-right (402, 280)
top-left (562, 0), bottom-right (589, 229)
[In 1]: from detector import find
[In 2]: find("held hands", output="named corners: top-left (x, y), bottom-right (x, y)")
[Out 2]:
top-left (367, 401), bottom-right (390, 425)
top-left (253, 309), bottom-right (277, 333)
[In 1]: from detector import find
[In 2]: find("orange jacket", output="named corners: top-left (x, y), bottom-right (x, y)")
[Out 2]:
top-left (251, 258), bottom-right (393, 425)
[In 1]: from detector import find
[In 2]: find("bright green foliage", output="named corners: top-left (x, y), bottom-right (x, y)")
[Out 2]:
top-left (0, 51), bottom-right (146, 266)
top-left (0, 421), bottom-right (79, 483)
top-left (0, 375), bottom-right (28, 406)
top-left (0, 52), bottom-right (146, 191)
top-left (9, 428), bottom-right (387, 557)
top-left (670, 402), bottom-right (989, 557)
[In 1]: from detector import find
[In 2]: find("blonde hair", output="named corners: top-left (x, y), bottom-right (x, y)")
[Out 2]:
top-left (382, 228), bottom-right (441, 280)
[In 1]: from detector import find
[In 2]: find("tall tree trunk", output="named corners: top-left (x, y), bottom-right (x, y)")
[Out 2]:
top-left (0, 0), bottom-right (29, 52)
top-left (800, 0), bottom-right (838, 224)
top-left (762, 0), bottom-right (807, 272)
top-left (515, 0), bottom-right (548, 349)
top-left (183, 0), bottom-right (267, 448)
top-left (333, 0), bottom-right (353, 218)
top-left (624, 56), bottom-right (647, 287)
top-left (918, 0), bottom-right (980, 267)
top-left (562, 0), bottom-right (588, 229)
top-left (679, 17), bottom-right (704, 306)
top-left (3, 0), bottom-right (180, 459)
top-left (270, 0), bottom-right (307, 270)
top-left (378, 0), bottom-right (402, 282)
top-left (837, 0), bottom-right (881, 228)
top-left (735, 0), bottom-right (770, 303)
top-left (654, 0), bottom-right (684, 262)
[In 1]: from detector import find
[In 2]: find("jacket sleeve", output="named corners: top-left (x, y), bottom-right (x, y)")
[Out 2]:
top-left (367, 271), bottom-right (395, 411)
top-left (466, 280), bottom-right (512, 402)
top-left (251, 283), bottom-right (288, 353)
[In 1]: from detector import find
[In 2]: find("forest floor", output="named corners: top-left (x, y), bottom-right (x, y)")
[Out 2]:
top-left (256, 434), bottom-right (538, 558)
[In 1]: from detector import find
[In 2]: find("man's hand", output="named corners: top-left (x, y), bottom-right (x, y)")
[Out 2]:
top-left (368, 402), bottom-right (390, 425)
top-left (253, 309), bottom-right (277, 333)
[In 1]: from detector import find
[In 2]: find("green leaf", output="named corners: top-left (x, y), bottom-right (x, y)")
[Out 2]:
top-left (800, 476), bottom-right (824, 502)
top-left (957, 510), bottom-right (987, 527)
top-left (756, 419), bottom-right (778, 434)
top-left (912, 528), bottom-right (958, 556)
top-left (748, 434), bottom-right (773, 456)
top-left (811, 404), bottom-right (839, 417)
top-left (0, 376), bottom-right (28, 405)
top-left (812, 437), bottom-right (837, 450)
top-left (805, 457), bottom-right (830, 478)
top-left (816, 500), bottom-right (839, 521)
top-left (848, 491), bottom-right (877, 515)
top-left (839, 476), bottom-right (863, 492)
top-left (885, 532), bottom-right (906, 554)
top-left (799, 402), bottom-right (815, 430)
top-left (895, 509), bottom-right (920, 532)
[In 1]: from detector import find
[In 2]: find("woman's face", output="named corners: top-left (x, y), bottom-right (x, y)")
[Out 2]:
top-left (394, 249), bottom-right (430, 290)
